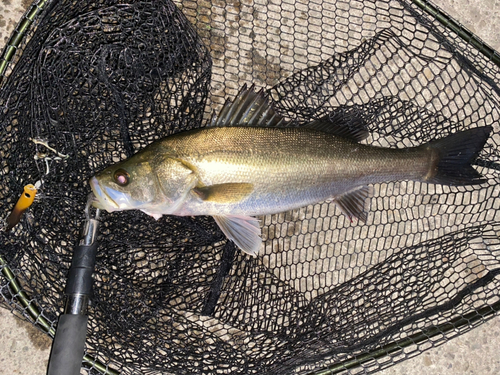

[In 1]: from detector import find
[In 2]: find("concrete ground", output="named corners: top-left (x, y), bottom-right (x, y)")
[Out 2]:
top-left (0, 0), bottom-right (499, 374)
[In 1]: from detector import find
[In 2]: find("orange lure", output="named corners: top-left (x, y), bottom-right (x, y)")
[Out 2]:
top-left (5, 184), bottom-right (37, 231)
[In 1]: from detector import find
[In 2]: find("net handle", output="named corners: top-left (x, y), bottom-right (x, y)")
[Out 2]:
top-left (47, 212), bottom-right (100, 375)
top-left (47, 314), bottom-right (89, 375)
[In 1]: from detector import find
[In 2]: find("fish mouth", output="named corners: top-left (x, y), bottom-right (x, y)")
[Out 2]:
top-left (90, 176), bottom-right (146, 212)
top-left (89, 177), bottom-right (120, 212)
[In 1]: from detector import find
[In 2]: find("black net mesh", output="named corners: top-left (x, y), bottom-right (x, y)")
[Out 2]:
top-left (1, 0), bottom-right (500, 374)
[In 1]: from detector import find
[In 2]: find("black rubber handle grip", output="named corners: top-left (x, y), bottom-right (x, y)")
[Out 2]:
top-left (65, 242), bottom-right (98, 297)
top-left (47, 217), bottom-right (99, 375)
top-left (47, 313), bottom-right (88, 375)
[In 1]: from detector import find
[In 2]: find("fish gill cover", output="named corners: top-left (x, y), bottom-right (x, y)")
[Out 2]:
top-left (0, 0), bottom-right (499, 374)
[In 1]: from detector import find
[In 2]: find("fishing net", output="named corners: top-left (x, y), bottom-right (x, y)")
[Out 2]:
top-left (1, 0), bottom-right (500, 374)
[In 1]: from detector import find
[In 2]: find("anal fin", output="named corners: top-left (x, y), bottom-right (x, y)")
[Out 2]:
top-left (334, 186), bottom-right (371, 223)
top-left (213, 215), bottom-right (262, 256)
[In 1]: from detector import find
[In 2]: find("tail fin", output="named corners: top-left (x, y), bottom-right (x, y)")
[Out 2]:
top-left (427, 126), bottom-right (492, 185)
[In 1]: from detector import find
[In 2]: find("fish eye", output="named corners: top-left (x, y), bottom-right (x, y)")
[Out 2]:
top-left (114, 169), bottom-right (130, 186)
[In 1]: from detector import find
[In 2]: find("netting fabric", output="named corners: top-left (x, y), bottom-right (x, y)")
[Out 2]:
top-left (0, 0), bottom-right (500, 374)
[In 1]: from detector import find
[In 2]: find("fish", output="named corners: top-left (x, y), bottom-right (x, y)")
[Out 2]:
top-left (90, 84), bottom-right (492, 256)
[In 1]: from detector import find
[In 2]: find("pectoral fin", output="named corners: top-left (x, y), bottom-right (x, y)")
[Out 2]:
top-left (213, 215), bottom-right (262, 256)
top-left (334, 186), bottom-right (371, 223)
top-left (193, 183), bottom-right (254, 204)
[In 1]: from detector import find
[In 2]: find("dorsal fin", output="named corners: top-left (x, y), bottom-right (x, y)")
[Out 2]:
top-left (210, 84), bottom-right (286, 128)
top-left (304, 110), bottom-right (369, 142)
